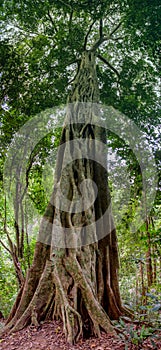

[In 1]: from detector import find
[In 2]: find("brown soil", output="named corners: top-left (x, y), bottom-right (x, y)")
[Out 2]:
top-left (0, 320), bottom-right (161, 350)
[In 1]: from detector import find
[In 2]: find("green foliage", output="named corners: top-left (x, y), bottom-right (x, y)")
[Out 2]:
top-left (0, 0), bottom-right (160, 321)
top-left (0, 248), bottom-right (18, 317)
top-left (138, 290), bottom-right (161, 326)
top-left (115, 315), bottom-right (160, 349)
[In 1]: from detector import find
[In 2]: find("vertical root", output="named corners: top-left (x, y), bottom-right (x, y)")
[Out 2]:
top-left (64, 253), bottom-right (116, 337)
top-left (53, 264), bottom-right (82, 344)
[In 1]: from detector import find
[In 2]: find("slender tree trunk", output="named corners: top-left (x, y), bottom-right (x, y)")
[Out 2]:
top-left (146, 219), bottom-right (153, 288)
top-left (152, 244), bottom-right (157, 284)
top-left (3, 196), bottom-right (24, 287)
top-left (1, 51), bottom-right (131, 344)
top-left (139, 261), bottom-right (147, 306)
top-left (151, 217), bottom-right (157, 284)
top-left (25, 200), bottom-right (31, 268)
top-left (135, 268), bottom-right (139, 309)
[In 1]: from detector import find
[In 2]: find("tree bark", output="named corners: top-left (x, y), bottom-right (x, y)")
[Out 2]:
top-left (1, 50), bottom-right (131, 344)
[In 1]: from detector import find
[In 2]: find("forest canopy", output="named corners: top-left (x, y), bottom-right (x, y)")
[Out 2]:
top-left (0, 0), bottom-right (161, 346)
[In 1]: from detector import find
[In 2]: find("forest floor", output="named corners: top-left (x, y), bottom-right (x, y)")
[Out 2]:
top-left (0, 319), bottom-right (161, 350)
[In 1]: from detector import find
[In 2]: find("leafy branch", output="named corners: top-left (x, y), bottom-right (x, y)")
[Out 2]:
top-left (97, 54), bottom-right (120, 78)
top-left (91, 20), bottom-right (123, 52)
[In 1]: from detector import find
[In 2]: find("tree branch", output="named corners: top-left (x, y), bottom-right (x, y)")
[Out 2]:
top-left (58, 0), bottom-right (72, 9)
top-left (97, 54), bottom-right (120, 78)
top-left (0, 239), bottom-right (12, 255)
top-left (109, 21), bottom-right (123, 37)
top-left (90, 19), bottom-right (123, 52)
top-left (112, 36), bottom-right (124, 41)
top-left (67, 58), bottom-right (80, 66)
top-left (84, 20), bottom-right (96, 50)
top-left (69, 10), bottom-right (73, 32)
top-left (67, 63), bottom-right (80, 86)
top-left (3, 195), bottom-right (14, 254)
top-left (99, 19), bottom-right (103, 37)
top-left (91, 35), bottom-right (109, 52)
top-left (47, 10), bottom-right (58, 32)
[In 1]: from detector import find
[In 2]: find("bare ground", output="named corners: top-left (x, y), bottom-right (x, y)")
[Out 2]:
top-left (0, 320), bottom-right (161, 350)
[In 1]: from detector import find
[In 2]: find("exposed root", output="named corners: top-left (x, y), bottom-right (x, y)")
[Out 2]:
top-left (121, 305), bottom-right (134, 318)
top-left (1, 260), bottom-right (53, 335)
top-left (53, 263), bottom-right (82, 344)
top-left (6, 284), bottom-right (24, 324)
top-left (31, 306), bottom-right (39, 327)
top-left (64, 253), bottom-right (116, 338)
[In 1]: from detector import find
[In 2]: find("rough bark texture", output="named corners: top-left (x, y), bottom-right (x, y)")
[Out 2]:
top-left (1, 51), bottom-right (131, 344)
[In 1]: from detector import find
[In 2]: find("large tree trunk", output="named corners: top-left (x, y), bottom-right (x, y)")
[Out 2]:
top-left (1, 51), bottom-right (130, 344)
